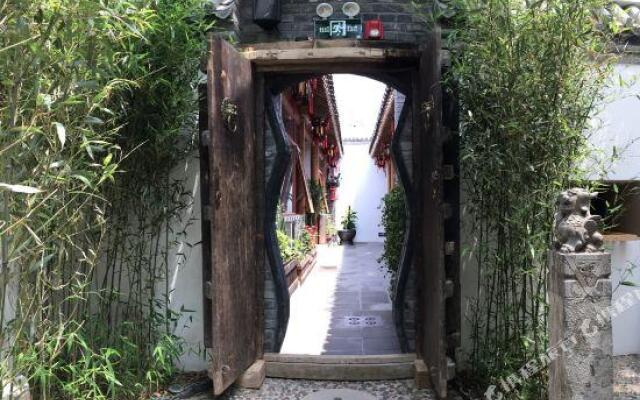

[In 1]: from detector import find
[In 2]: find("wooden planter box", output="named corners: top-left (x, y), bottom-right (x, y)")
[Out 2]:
top-left (285, 249), bottom-right (318, 296)
top-left (297, 249), bottom-right (318, 284)
top-left (284, 259), bottom-right (300, 295)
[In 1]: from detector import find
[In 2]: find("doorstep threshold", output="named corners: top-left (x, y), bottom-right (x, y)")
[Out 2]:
top-left (264, 353), bottom-right (416, 381)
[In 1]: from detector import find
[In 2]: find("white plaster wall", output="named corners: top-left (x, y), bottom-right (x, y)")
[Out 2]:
top-left (592, 62), bottom-right (640, 355)
top-left (591, 62), bottom-right (640, 180)
top-left (335, 141), bottom-right (387, 243)
top-left (160, 151), bottom-right (207, 371)
top-left (459, 185), bottom-right (477, 370)
top-left (608, 240), bottom-right (640, 355)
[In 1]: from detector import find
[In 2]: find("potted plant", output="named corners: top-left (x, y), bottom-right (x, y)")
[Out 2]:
top-left (338, 206), bottom-right (358, 245)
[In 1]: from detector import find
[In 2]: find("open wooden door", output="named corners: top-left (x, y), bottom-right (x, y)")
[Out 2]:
top-left (200, 35), bottom-right (261, 396)
top-left (414, 28), bottom-right (450, 399)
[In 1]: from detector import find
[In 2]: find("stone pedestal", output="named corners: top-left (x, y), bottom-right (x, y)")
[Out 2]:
top-left (548, 251), bottom-right (613, 400)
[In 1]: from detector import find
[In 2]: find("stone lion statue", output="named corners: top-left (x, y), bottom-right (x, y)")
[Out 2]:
top-left (553, 188), bottom-right (604, 253)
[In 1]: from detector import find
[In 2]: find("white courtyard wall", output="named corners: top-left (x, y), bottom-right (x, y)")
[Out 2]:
top-left (591, 62), bottom-right (640, 181)
top-left (335, 140), bottom-right (387, 243)
top-left (592, 61), bottom-right (640, 355)
top-left (158, 152), bottom-right (207, 370)
top-left (114, 151), bottom-right (207, 372)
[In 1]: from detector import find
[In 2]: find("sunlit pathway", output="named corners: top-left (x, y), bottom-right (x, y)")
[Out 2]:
top-left (280, 242), bottom-right (401, 356)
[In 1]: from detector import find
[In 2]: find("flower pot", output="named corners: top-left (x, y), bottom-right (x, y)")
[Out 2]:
top-left (337, 229), bottom-right (356, 245)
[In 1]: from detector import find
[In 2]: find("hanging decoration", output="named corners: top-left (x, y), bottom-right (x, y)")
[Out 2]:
top-left (328, 186), bottom-right (338, 201)
top-left (307, 80), bottom-right (315, 116)
top-left (321, 135), bottom-right (329, 151)
top-left (312, 116), bottom-right (332, 147)
top-left (374, 143), bottom-right (391, 169)
top-left (327, 143), bottom-right (336, 159)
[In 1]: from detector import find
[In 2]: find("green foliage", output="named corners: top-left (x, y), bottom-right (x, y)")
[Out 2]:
top-left (277, 229), bottom-right (297, 263)
top-left (340, 206), bottom-right (358, 230)
top-left (0, 0), bottom-right (209, 398)
top-left (378, 186), bottom-right (407, 294)
top-left (449, 0), bottom-right (612, 397)
top-left (299, 229), bottom-right (315, 254)
top-left (277, 226), bottom-right (315, 264)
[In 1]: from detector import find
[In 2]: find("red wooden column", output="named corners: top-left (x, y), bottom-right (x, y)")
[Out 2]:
top-left (295, 119), bottom-right (307, 214)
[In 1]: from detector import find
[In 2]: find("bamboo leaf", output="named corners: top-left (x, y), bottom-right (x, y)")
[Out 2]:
top-left (53, 122), bottom-right (66, 149)
top-left (72, 174), bottom-right (92, 188)
top-left (0, 183), bottom-right (44, 193)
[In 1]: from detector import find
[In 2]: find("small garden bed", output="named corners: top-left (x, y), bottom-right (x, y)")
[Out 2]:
top-left (278, 225), bottom-right (318, 295)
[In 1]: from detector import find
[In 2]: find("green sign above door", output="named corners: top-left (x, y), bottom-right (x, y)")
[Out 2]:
top-left (314, 19), bottom-right (363, 39)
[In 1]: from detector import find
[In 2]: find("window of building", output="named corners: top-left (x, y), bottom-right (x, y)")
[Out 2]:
top-left (592, 181), bottom-right (640, 241)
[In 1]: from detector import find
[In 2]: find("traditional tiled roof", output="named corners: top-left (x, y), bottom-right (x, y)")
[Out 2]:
top-left (369, 86), bottom-right (395, 156)
top-left (322, 75), bottom-right (343, 156)
top-left (602, 1), bottom-right (640, 34)
top-left (344, 137), bottom-right (373, 143)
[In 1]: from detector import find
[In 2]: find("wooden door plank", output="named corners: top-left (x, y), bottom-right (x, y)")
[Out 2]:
top-left (206, 35), bottom-right (259, 396)
top-left (414, 28), bottom-right (448, 399)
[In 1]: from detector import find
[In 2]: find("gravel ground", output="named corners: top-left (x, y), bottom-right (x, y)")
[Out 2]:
top-left (178, 354), bottom-right (640, 399)
top-left (188, 379), bottom-right (440, 400)
top-left (615, 354), bottom-right (640, 400)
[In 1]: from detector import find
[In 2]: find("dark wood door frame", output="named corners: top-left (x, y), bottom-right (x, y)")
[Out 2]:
top-left (200, 34), bottom-right (461, 399)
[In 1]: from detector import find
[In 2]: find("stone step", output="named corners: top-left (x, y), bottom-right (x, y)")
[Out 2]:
top-left (264, 353), bottom-right (416, 381)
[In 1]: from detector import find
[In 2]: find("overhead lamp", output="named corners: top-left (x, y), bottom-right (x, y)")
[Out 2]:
top-left (316, 3), bottom-right (334, 19)
top-left (342, 2), bottom-right (361, 18)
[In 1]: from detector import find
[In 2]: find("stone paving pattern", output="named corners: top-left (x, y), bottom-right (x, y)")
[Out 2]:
top-left (281, 243), bottom-right (401, 356)
top-left (194, 379), bottom-right (438, 400)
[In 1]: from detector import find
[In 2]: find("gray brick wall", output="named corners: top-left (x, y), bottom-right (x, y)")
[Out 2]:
top-left (237, 0), bottom-right (431, 44)
top-left (263, 257), bottom-right (279, 351)
top-left (403, 267), bottom-right (416, 353)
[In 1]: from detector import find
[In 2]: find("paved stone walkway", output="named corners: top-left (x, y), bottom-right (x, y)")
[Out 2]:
top-left (281, 243), bottom-right (401, 355)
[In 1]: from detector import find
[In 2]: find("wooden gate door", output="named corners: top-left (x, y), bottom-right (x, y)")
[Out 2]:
top-left (414, 29), bottom-right (451, 399)
top-left (200, 35), bottom-right (261, 396)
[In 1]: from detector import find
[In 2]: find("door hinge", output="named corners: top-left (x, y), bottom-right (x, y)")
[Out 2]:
top-left (443, 164), bottom-right (455, 180)
top-left (204, 280), bottom-right (213, 300)
top-left (445, 241), bottom-right (456, 256)
top-left (447, 332), bottom-right (461, 349)
top-left (444, 279), bottom-right (454, 298)
top-left (201, 129), bottom-right (210, 146)
top-left (447, 357), bottom-right (456, 380)
top-left (442, 203), bottom-right (453, 219)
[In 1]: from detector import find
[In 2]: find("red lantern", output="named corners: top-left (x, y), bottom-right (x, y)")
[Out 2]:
top-left (327, 144), bottom-right (335, 158)
top-left (329, 186), bottom-right (338, 201)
